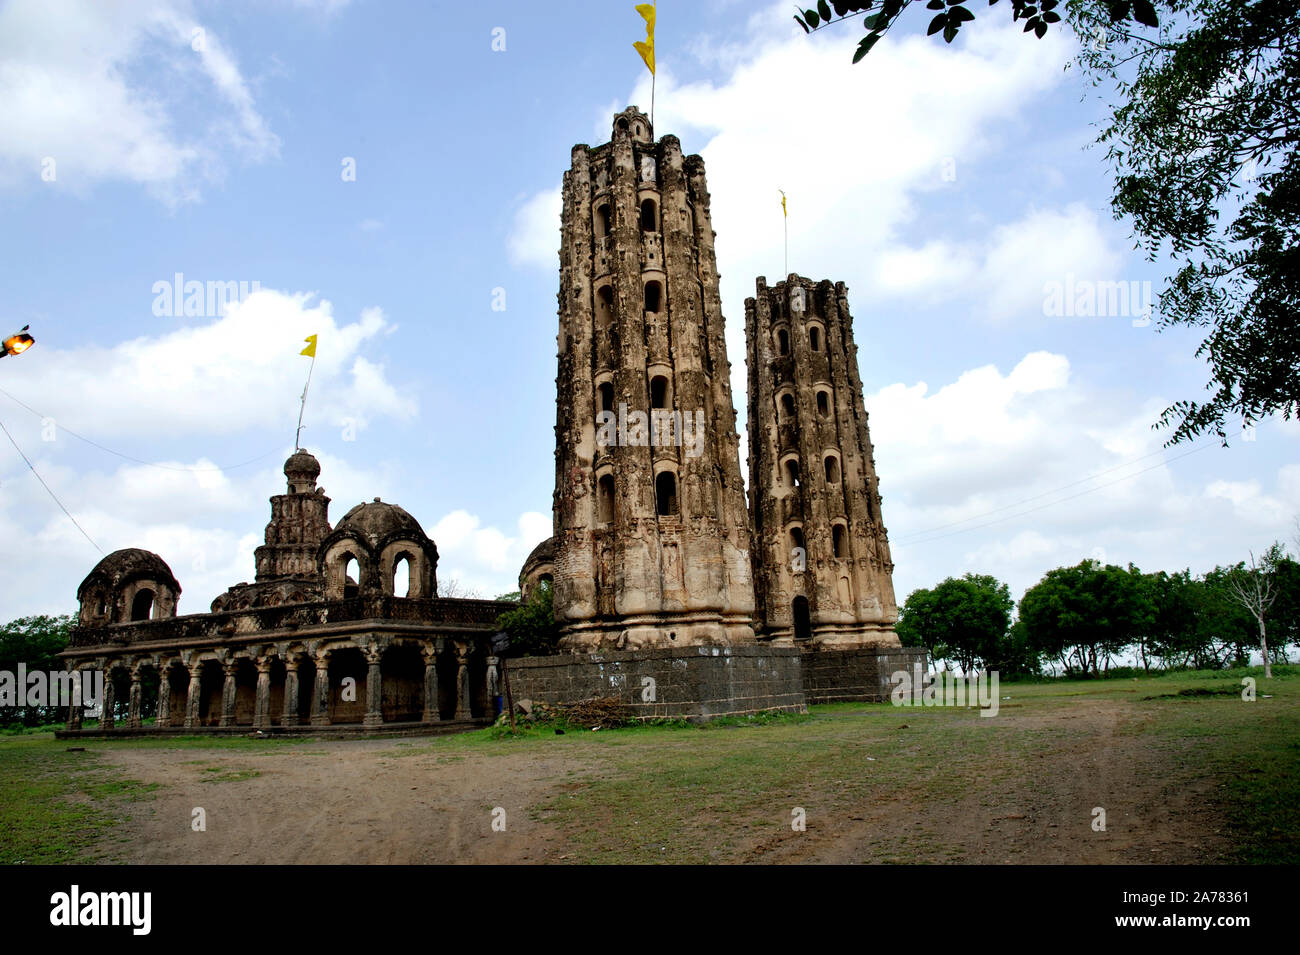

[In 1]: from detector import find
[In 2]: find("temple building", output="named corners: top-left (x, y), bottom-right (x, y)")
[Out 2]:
top-left (60, 107), bottom-right (924, 732)
top-left (59, 450), bottom-right (513, 736)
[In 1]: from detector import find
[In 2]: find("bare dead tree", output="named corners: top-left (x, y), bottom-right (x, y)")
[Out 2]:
top-left (438, 577), bottom-right (483, 599)
top-left (1226, 550), bottom-right (1279, 679)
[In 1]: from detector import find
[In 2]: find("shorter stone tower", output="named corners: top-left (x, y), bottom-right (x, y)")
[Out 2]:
top-left (256, 449), bottom-right (332, 580)
top-left (744, 275), bottom-right (898, 646)
top-left (211, 449), bottom-right (333, 611)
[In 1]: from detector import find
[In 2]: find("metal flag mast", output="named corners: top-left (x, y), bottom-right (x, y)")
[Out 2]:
top-left (634, 3), bottom-right (657, 130)
top-left (295, 334), bottom-right (317, 451)
top-left (779, 189), bottom-right (788, 277)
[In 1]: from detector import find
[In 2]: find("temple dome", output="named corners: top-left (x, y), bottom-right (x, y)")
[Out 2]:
top-left (77, 548), bottom-right (180, 600)
top-left (334, 498), bottom-right (428, 546)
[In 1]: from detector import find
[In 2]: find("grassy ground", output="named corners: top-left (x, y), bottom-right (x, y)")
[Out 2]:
top-left (1, 665), bottom-right (1294, 864)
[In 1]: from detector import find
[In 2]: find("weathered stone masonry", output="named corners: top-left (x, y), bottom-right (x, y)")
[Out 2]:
top-left (744, 275), bottom-right (900, 647)
top-left (548, 106), bottom-right (756, 652)
top-left (58, 451), bottom-right (514, 737)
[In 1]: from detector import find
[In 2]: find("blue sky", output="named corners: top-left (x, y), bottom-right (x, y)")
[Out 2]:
top-left (1, 0), bottom-right (1295, 621)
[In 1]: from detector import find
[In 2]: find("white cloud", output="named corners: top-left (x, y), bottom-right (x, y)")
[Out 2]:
top-left (507, 188), bottom-right (561, 269)
top-left (869, 354), bottom-right (1298, 602)
top-left (0, 0), bottom-right (278, 202)
top-left (430, 509), bottom-right (551, 596)
top-left (1, 290), bottom-right (416, 441)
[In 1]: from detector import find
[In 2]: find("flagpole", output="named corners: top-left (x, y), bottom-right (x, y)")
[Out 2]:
top-left (779, 189), bottom-right (788, 277)
top-left (295, 352), bottom-right (315, 451)
top-left (651, 1), bottom-right (656, 130)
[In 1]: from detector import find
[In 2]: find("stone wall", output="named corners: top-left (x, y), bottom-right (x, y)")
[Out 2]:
top-left (505, 645), bottom-right (805, 722)
top-left (801, 646), bottom-right (928, 704)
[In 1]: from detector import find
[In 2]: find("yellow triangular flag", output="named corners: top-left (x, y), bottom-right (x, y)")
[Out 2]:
top-left (300, 334), bottom-right (317, 358)
top-left (780, 191), bottom-right (787, 217)
top-left (634, 3), bottom-right (655, 75)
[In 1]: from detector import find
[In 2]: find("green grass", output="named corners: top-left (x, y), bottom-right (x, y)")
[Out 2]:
top-left (0, 736), bottom-right (161, 864)
top-left (2, 665), bottom-right (1295, 864)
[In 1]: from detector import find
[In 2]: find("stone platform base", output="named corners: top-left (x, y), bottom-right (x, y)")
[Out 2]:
top-left (54, 718), bottom-right (491, 740)
top-left (800, 645), bottom-right (929, 703)
top-left (505, 644), bottom-right (806, 722)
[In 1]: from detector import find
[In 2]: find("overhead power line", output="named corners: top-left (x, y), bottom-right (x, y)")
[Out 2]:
top-left (0, 416), bottom-right (103, 554)
top-left (0, 384), bottom-right (281, 473)
top-left (894, 426), bottom-right (1246, 547)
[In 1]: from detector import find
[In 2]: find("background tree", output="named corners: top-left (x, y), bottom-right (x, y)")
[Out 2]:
top-left (896, 573), bottom-right (1014, 672)
top-left (1199, 564), bottom-right (1263, 667)
top-left (896, 584), bottom-right (950, 668)
top-left (494, 580), bottom-right (560, 657)
top-left (1018, 560), bottom-right (1151, 676)
top-left (0, 614), bottom-right (73, 728)
top-left (1143, 569), bottom-right (1208, 670)
top-left (439, 578), bottom-right (483, 599)
top-left (1268, 553), bottom-right (1300, 663)
top-left (986, 618), bottom-right (1043, 677)
top-left (1225, 545), bottom-right (1284, 677)
top-left (794, 0), bottom-right (1299, 445)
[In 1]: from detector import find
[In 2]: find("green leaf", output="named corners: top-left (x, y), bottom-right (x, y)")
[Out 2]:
top-left (794, 14), bottom-right (810, 32)
top-left (851, 31), bottom-right (881, 63)
top-left (928, 12), bottom-right (947, 35)
top-left (804, 8), bottom-right (821, 27)
top-left (1043, 10), bottom-right (1060, 22)
top-left (927, 0), bottom-right (945, 8)
top-left (943, 22), bottom-right (959, 42)
top-left (1034, 19), bottom-right (1047, 37)
top-left (951, 5), bottom-right (975, 22)
top-left (1132, 0), bottom-right (1159, 27)
top-left (818, 0), bottom-right (833, 22)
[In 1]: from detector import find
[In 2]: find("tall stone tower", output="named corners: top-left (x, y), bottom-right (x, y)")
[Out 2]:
top-left (551, 107), bottom-right (755, 650)
top-left (744, 275), bottom-right (898, 646)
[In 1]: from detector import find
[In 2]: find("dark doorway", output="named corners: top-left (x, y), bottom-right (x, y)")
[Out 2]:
top-left (792, 596), bottom-right (812, 641)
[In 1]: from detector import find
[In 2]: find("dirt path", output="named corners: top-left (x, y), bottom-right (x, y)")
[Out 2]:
top-left (734, 700), bottom-right (1231, 864)
top-left (103, 741), bottom-right (590, 864)
top-left (95, 697), bottom-right (1234, 864)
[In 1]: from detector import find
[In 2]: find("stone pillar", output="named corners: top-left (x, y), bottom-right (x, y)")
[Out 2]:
top-left (253, 658), bottom-right (273, 729)
top-left (422, 646), bottom-right (440, 722)
top-left (127, 666), bottom-right (143, 729)
top-left (282, 655), bottom-right (300, 727)
top-left (101, 667), bottom-right (116, 730)
top-left (454, 643), bottom-right (472, 720)
top-left (310, 655), bottom-right (331, 726)
top-left (65, 668), bottom-right (83, 732)
top-left (219, 661), bottom-right (238, 727)
top-left (185, 664), bottom-right (202, 729)
top-left (363, 647), bottom-right (383, 727)
top-left (157, 663), bottom-right (171, 727)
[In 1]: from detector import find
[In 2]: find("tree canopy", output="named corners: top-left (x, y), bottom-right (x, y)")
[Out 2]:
top-left (794, 0), bottom-right (1300, 445)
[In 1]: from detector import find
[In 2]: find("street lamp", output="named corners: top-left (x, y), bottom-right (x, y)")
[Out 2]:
top-left (1, 325), bottom-right (35, 358)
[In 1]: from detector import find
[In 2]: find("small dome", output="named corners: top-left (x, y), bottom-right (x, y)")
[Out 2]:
top-left (283, 448), bottom-right (322, 494)
top-left (334, 498), bottom-right (427, 545)
top-left (284, 448), bottom-right (321, 480)
top-left (519, 535), bottom-right (556, 596)
top-left (78, 548), bottom-right (180, 600)
top-left (523, 536), bottom-right (556, 570)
